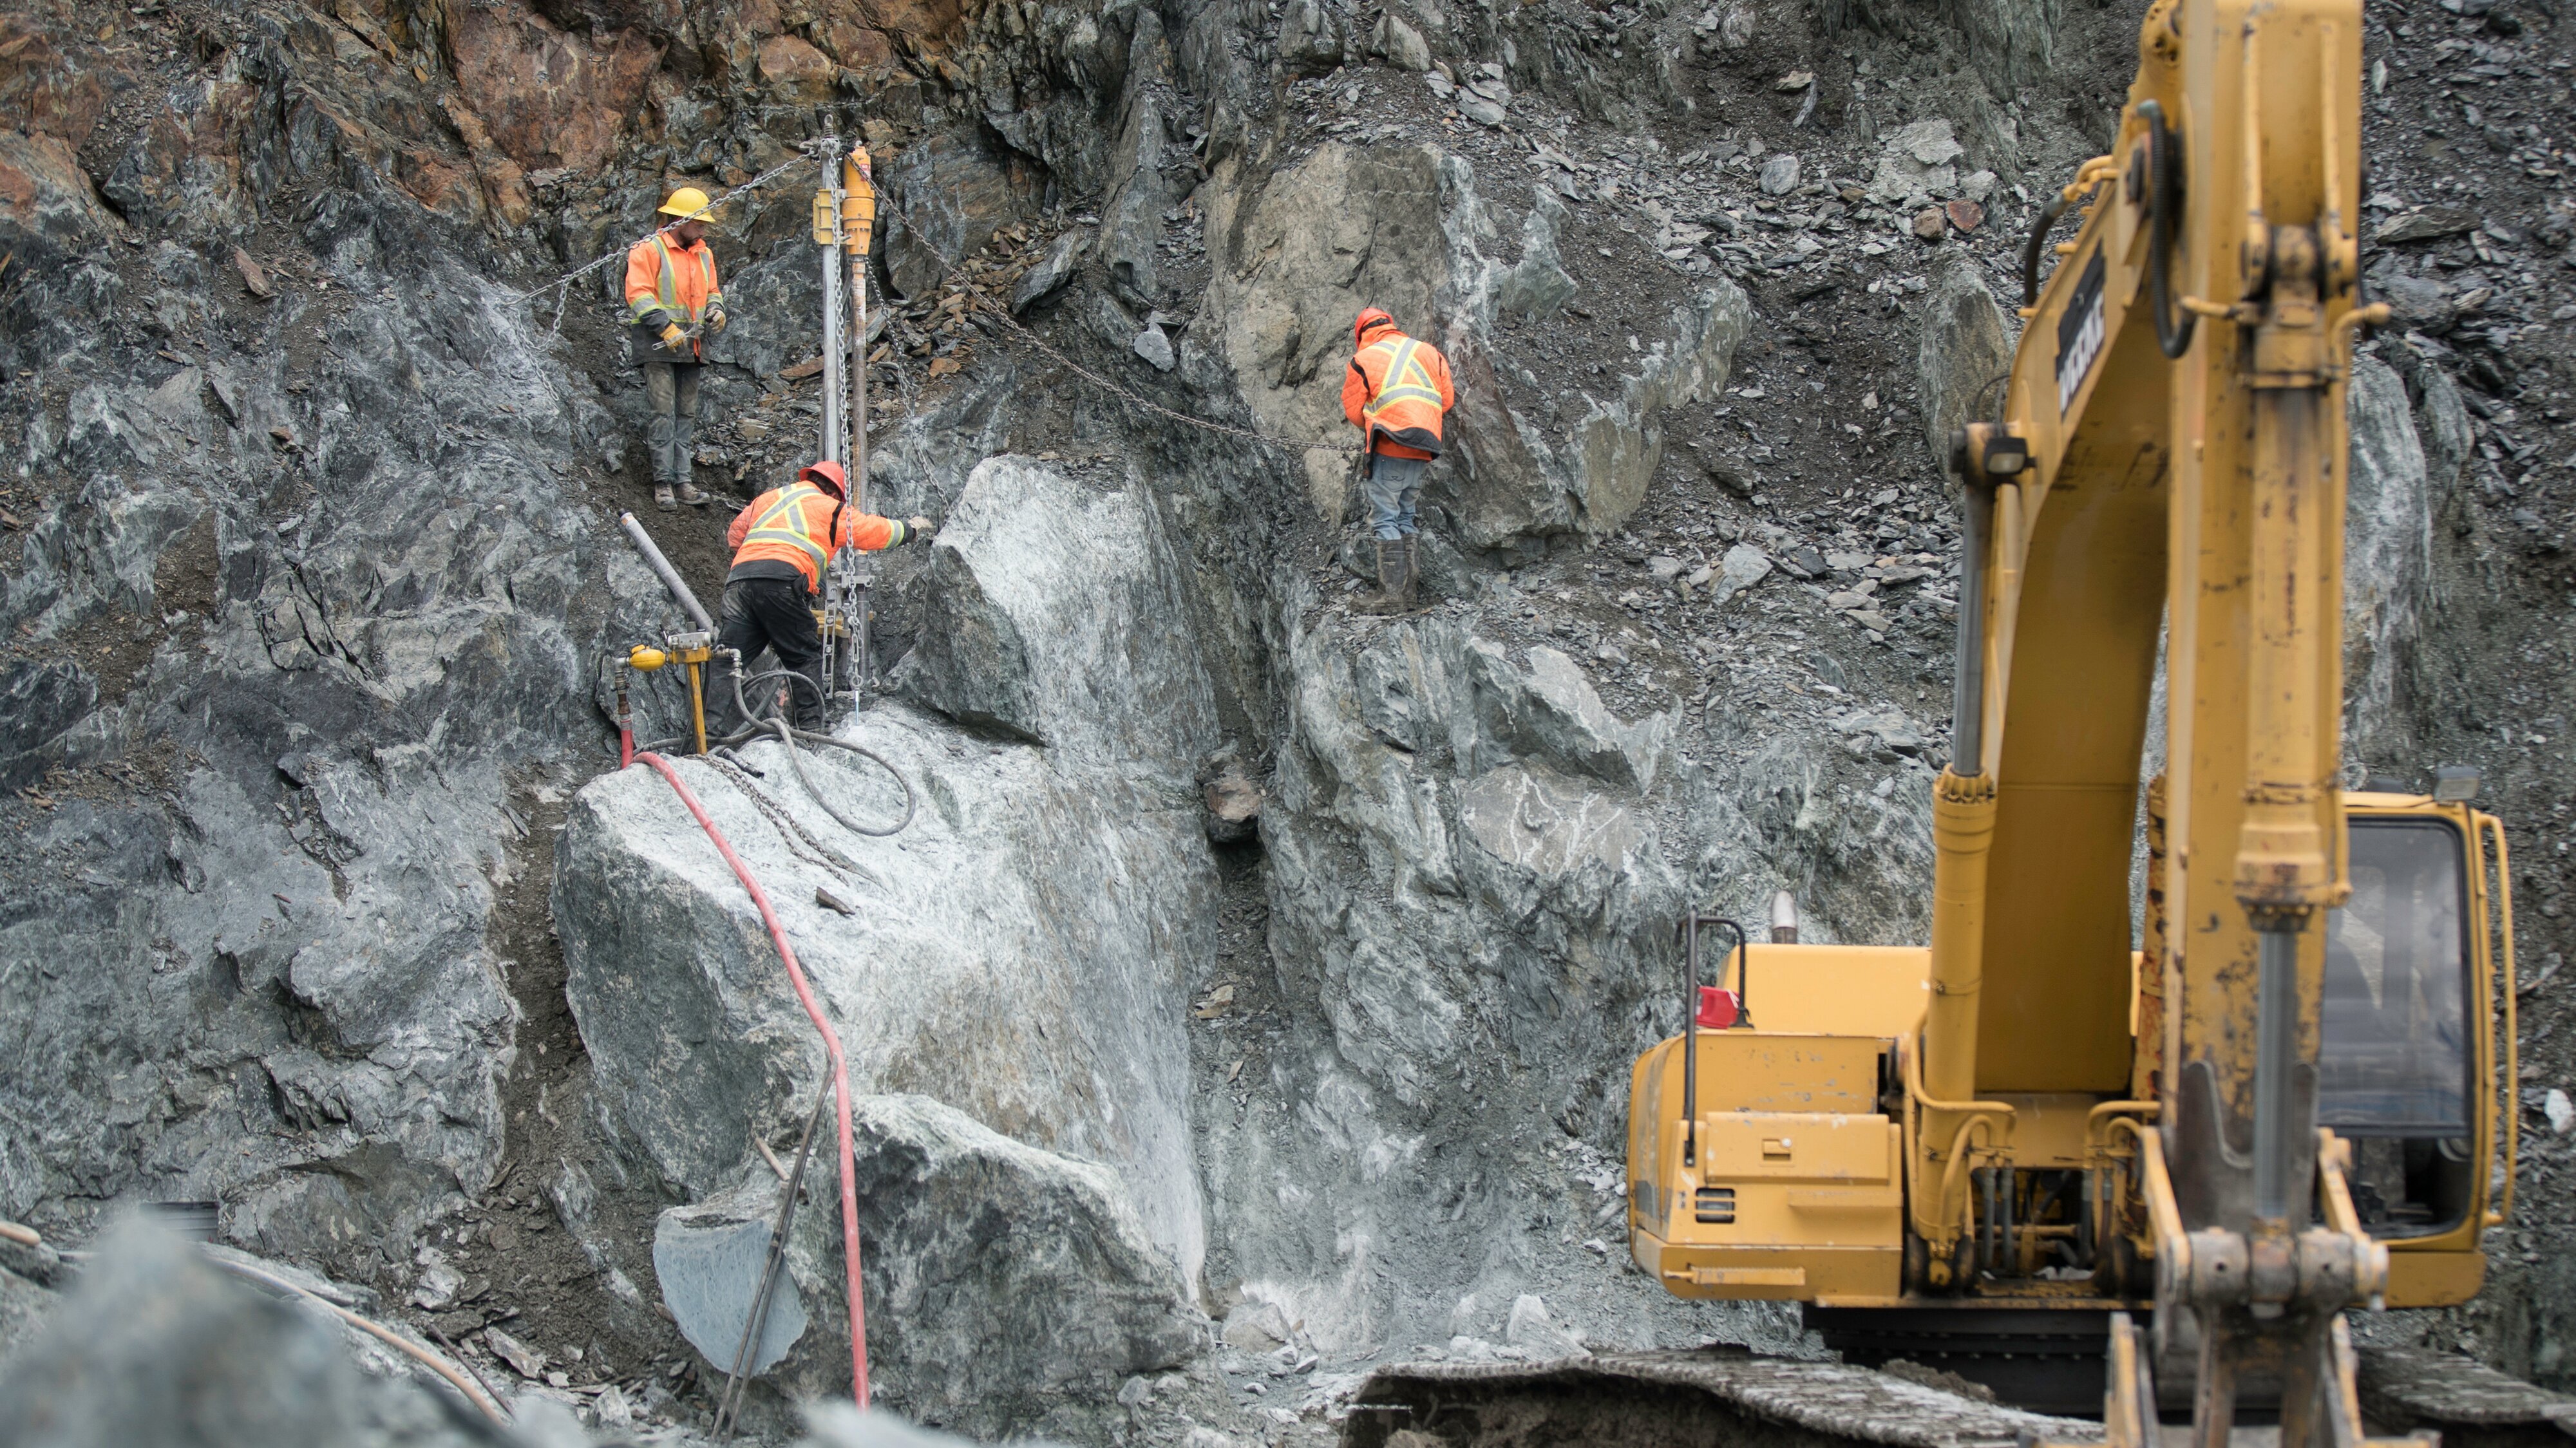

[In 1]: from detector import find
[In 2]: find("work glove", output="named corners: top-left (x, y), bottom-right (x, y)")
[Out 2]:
top-left (705, 306), bottom-right (728, 335)
top-left (906, 514), bottom-right (936, 541)
top-left (659, 323), bottom-right (690, 353)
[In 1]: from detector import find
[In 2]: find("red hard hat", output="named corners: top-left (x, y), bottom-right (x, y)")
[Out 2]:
top-left (1352, 306), bottom-right (1394, 344)
top-left (799, 460), bottom-right (848, 497)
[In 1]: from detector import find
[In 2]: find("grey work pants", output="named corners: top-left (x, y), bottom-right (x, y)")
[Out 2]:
top-left (642, 360), bottom-right (703, 485)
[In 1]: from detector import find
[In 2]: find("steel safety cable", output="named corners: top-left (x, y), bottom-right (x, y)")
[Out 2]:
top-left (706, 752), bottom-right (884, 889)
top-left (972, 299), bottom-right (1367, 456)
top-left (506, 152), bottom-right (821, 305)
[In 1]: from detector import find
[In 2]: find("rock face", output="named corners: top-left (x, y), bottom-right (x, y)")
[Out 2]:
top-left (554, 709), bottom-right (1213, 1281)
top-left (840, 1095), bottom-right (1207, 1433)
top-left (1209, 141), bottom-right (1750, 547)
top-left (444, 5), bottom-right (659, 174)
top-left (882, 128), bottom-right (1040, 301)
top-left (2344, 355), bottom-right (2443, 769)
top-left (0, 35), bottom-right (625, 1274)
top-left (9, 0), bottom-right (2576, 1433)
top-left (1916, 250), bottom-right (2015, 469)
top-left (895, 456), bottom-right (1219, 768)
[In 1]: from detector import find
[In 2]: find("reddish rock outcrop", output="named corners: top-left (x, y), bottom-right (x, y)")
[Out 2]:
top-left (0, 129), bottom-right (114, 250)
top-left (444, 3), bottom-right (659, 173)
top-left (0, 14), bottom-right (109, 147)
top-left (755, 33), bottom-right (833, 103)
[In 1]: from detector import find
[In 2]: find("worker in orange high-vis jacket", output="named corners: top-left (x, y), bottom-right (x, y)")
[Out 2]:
top-left (716, 460), bottom-right (934, 733)
top-left (1340, 306), bottom-right (1455, 611)
top-left (627, 187), bottom-right (727, 512)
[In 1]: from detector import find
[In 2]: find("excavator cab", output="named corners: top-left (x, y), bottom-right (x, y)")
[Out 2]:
top-left (2326, 790), bottom-right (2517, 1305)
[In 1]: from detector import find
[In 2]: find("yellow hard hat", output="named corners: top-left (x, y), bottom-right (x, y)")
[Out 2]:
top-left (658, 186), bottom-right (715, 220)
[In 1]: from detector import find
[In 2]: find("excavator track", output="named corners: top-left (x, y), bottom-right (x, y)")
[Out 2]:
top-left (1337, 1347), bottom-right (2100, 1448)
top-left (1803, 1306), bottom-right (2117, 1418)
top-left (1336, 1340), bottom-right (2576, 1448)
top-left (2353, 1346), bottom-right (2576, 1448)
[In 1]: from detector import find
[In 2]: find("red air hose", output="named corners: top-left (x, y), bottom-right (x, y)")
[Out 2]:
top-left (630, 751), bottom-right (870, 1406)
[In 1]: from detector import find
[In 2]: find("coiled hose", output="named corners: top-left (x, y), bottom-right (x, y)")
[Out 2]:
top-left (636, 657), bottom-right (916, 837)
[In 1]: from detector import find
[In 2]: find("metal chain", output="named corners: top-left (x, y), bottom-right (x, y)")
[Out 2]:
top-left (707, 754), bottom-right (884, 890)
top-left (507, 151), bottom-right (824, 305)
top-left (974, 301), bottom-right (1365, 456)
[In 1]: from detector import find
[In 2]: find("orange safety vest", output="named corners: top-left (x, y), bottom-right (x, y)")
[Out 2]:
top-left (726, 482), bottom-right (908, 592)
top-left (1344, 330), bottom-right (1454, 460)
top-left (625, 232), bottom-right (723, 355)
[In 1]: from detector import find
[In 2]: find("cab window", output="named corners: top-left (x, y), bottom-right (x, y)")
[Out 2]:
top-left (2320, 818), bottom-right (2474, 1236)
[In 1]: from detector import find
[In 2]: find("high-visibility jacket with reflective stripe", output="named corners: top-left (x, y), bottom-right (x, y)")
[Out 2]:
top-left (1341, 327), bottom-right (1455, 460)
top-left (625, 232), bottom-right (722, 360)
top-left (725, 482), bottom-right (907, 591)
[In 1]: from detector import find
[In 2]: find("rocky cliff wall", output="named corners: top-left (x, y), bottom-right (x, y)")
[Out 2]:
top-left (5, 0), bottom-right (2575, 1439)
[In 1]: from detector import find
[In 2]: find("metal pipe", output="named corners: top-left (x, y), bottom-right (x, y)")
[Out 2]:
top-left (1949, 478), bottom-right (1994, 775)
top-left (1682, 914), bottom-right (1700, 1167)
top-left (846, 142), bottom-right (876, 706)
top-left (715, 1082), bottom-right (831, 1436)
top-left (819, 127), bottom-right (844, 469)
top-left (618, 511), bottom-right (715, 633)
top-left (2253, 925), bottom-right (2299, 1223)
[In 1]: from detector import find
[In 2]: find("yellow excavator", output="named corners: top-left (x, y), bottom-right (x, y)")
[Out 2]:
top-left (1638, 0), bottom-right (2523, 1434)
top-left (1350, 0), bottom-right (2540, 1442)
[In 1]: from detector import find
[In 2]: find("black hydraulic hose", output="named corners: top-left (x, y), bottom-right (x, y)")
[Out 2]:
top-left (2020, 192), bottom-right (2074, 309)
top-left (2138, 100), bottom-right (2198, 360)
top-left (1683, 916), bottom-right (1700, 1168)
top-left (618, 511), bottom-right (716, 634)
top-left (1977, 1168), bottom-right (1996, 1275)
top-left (721, 659), bottom-right (916, 837)
top-left (1989, 1154), bottom-right (2009, 1267)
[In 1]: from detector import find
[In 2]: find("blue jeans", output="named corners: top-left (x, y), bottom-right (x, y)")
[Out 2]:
top-left (1366, 454), bottom-right (1429, 541)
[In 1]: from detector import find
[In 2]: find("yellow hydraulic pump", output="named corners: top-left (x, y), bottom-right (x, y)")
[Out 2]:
top-left (625, 633), bottom-right (714, 755)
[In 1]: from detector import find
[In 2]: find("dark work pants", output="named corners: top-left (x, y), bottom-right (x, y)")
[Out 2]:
top-left (714, 576), bottom-right (826, 733)
top-left (641, 359), bottom-right (703, 485)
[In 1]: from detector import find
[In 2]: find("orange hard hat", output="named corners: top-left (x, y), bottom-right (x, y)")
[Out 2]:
top-left (799, 460), bottom-right (848, 497)
top-left (1353, 306), bottom-right (1394, 343)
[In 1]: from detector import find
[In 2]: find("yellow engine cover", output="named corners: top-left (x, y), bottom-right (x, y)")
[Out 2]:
top-left (1629, 1031), bottom-right (1904, 1301)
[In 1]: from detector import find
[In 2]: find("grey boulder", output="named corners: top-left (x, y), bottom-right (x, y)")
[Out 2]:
top-left (0, 1219), bottom-right (500, 1447)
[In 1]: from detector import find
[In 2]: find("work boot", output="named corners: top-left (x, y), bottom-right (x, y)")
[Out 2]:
top-left (677, 480), bottom-right (709, 507)
top-left (1399, 534), bottom-right (1421, 606)
top-left (1358, 539), bottom-right (1406, 614)
top-left (654, 482), bottom-right (677, 512)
